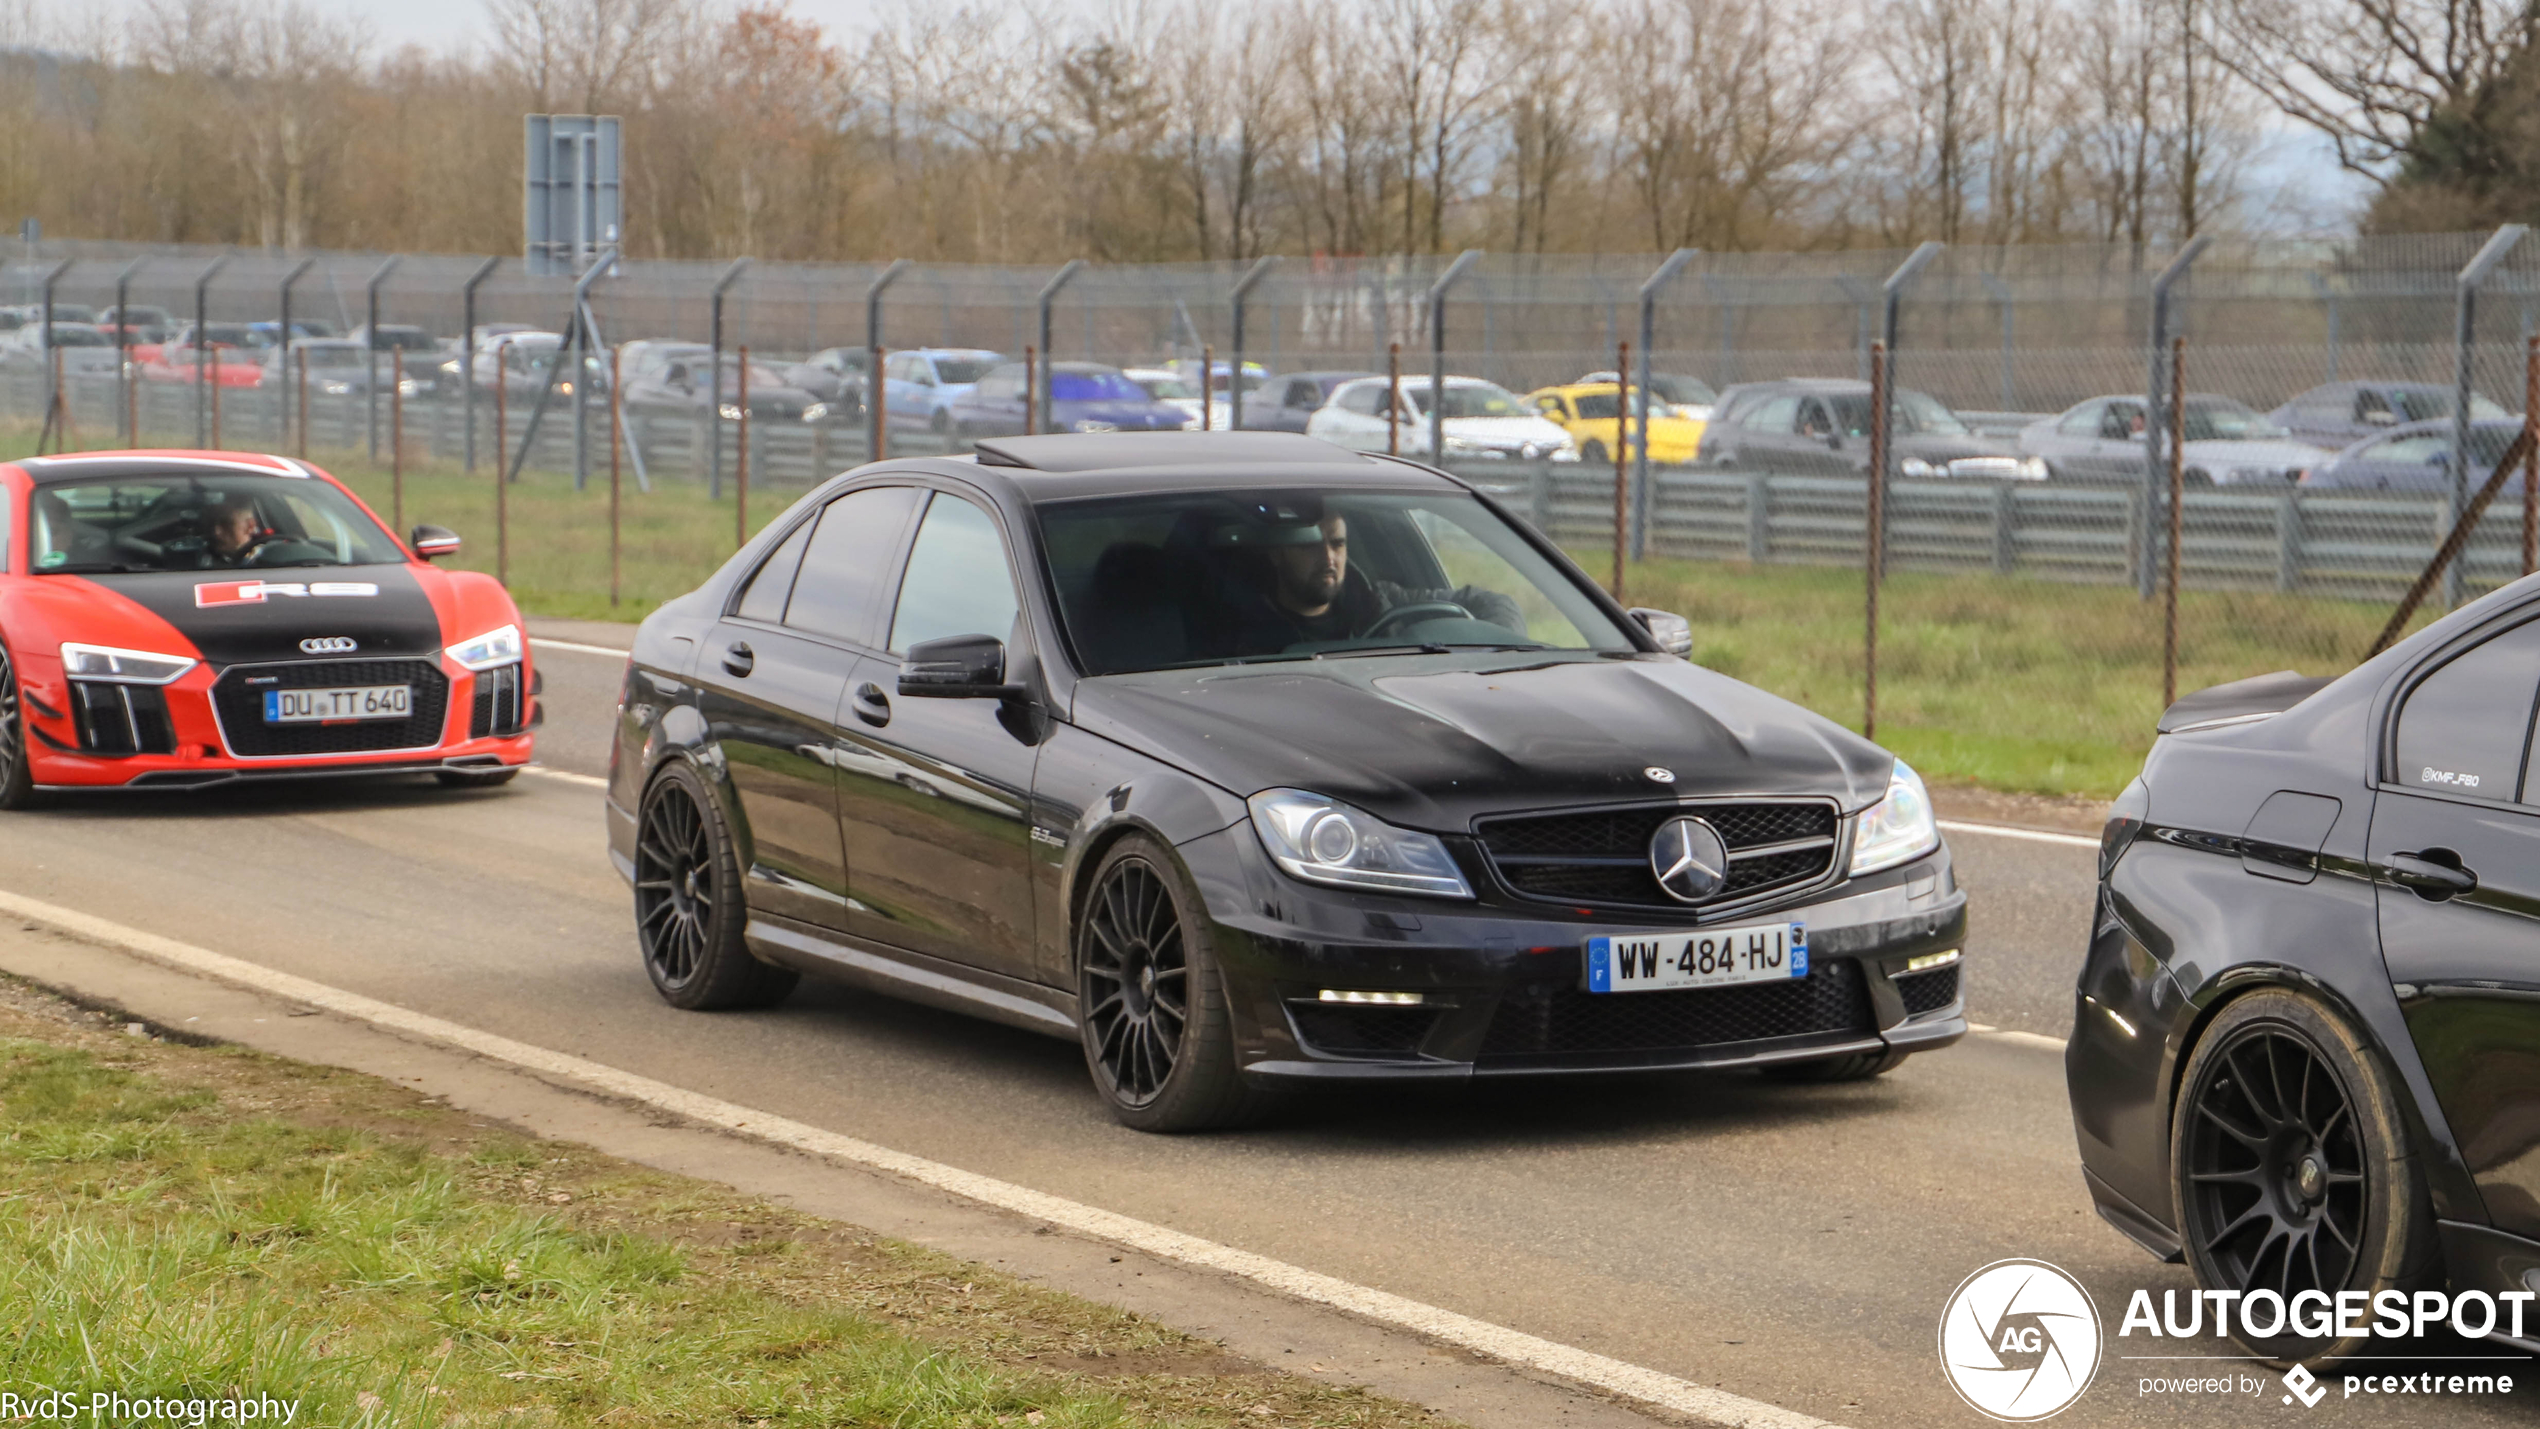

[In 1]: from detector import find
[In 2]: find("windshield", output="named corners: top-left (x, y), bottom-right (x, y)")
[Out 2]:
top-left (31, 474), bottom-right (408, 574)
top-left (1134, 375), bottom-right (1200, 400)
top-left (1818, 390), bottom-right (1966, 437)
top-left (47, 327), bottom-right (110, 347)
top-left (291, 346), bottom-right (366, 370)
top-left (2183, 400), bottom-right (2287, 441)
top-left (1051, 371), bottom-right (1148, 402)
top-left (931, 357), bottom-right (998, 385)
top-left (1648, 375), bottom-right (1717, 406)
top-left (1040, 488), bottom-right (1636, 675)
top-left (1408, 382), bottom-right (1526, 419)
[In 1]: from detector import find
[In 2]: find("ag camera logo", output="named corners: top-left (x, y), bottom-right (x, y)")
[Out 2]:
top-left (1939, 1259), bottom-right (2102, 1421)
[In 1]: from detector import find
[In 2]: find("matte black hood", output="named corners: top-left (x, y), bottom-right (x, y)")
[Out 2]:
top-left (1070, 651), bottom-right (1895, 833)
top-left (78, 563), bottom-right (445, 667)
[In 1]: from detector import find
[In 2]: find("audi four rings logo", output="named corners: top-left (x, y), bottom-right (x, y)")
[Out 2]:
top-left (299, 637), bottom-right (358, 654)
top-left (1648, 815), bottom-right (1730, 904)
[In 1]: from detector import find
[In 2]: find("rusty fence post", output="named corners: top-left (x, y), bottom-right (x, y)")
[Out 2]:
top-left (295, 348), bottom-right (308, 459)
top-left (2526, 335), bottom-right (2537, 578)
top-left (611, 345), bottom-right (624, 608)
top-left (1200, 345), bottom-right (1214, 430)
top-left (391, 349), bottom-right (405, 531)
top-left (494, 339), bottom-right (511, 588)
top-left (1865, 339), bottom-right (1886, 740)
top-left (1023, 345), bottom-right (1038, 436)
top-left (2164, 337), bottom-right (2186, 708)
top-left (736, 345), bottom-right (751, 550)
top-left (1612, 340), bottom-right (1629, 599)
top-left (1386, 342), bottom-right (1402, 456)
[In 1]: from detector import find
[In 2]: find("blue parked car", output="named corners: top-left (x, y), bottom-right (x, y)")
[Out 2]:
top-left (2302, 417), bottom-right (2528, 493)
top-left (946, 361), bottom-right (1195, 439)
top-left (881, 347), bottom-right (1004, 433)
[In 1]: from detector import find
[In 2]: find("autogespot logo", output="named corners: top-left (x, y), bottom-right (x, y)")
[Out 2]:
top-left (1940, 1259), bottom-right (2103, 1421)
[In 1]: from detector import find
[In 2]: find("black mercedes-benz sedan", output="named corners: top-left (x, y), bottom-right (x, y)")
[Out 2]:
top-left (605, 432), bottom-right (1966, 1130)
top-left (2071, 573), bottom-right (2540, 1360)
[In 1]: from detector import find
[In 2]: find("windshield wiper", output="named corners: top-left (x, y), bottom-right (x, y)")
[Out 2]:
top-left (1313, 644), bottom-right (1454, 659)
top-left (37, 562), bottom-right (158, 574)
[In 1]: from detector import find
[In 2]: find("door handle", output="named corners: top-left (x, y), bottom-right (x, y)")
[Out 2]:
top-left (852, 681), bottom-right (891, 727)
top-left (2391, 850), bottom-right (2478, 900)
top-left (722, 641), bottom-right (755, 677)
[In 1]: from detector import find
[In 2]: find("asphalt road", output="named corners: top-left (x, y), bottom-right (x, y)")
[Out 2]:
top-left (1, 631), bottom-right (2523, 1427)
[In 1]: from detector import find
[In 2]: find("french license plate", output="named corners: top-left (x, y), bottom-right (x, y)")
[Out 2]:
top-left (263, 685), bottom-right (411, 723)
top-left (1586, 923), bottom-right (1807, 994)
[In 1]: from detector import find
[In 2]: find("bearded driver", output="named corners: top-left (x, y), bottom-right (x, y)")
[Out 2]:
top-left (1253, 510), bottom-right (1524, 647)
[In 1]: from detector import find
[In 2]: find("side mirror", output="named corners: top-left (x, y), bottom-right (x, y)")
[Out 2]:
top-left (1628, 607), bottom-right (1695, 657)
top-left (898, 633), bottom-right (1027, 699)
top-left (411, 524), bottom-right (462, 560)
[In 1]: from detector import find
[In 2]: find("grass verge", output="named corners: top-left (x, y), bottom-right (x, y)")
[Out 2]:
top-left (0, 975), bottom-right (1446, 1429)
top-left (3, 426), bottom-right (2435, 796)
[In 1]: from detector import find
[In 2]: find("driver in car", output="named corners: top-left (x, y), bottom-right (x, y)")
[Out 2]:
top-left (198, 497), bottom-right (269, 567)
top-left (1260, 513), bottom-right (1523, 645)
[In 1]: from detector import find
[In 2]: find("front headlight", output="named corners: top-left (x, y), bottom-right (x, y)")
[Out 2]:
top-left (1849, 759), bottom-right (1939, 875)
top-left (446, 623), bottom-right (524, 671)
top-left (319, 379), bottom-right (353, 395)
top-left (398, 378), bottom-right (423, 396)
top-left (2017, 457), bottom-right (2048, 480)
top-left (60, 643), bottom-right (195, 685)
top-left (1548, 445), bottom-right (1582, 462)
top-left (1247, 788), bottom-right (1473, 899)
top-left (1899, 457), bottom-right (1939, 478)
top-left (1072, 418), bottom-right (1117, 433)
top-left (718, 402), bottom-right (743, 421)
top-left (801, 402), bottom-right (830, 422)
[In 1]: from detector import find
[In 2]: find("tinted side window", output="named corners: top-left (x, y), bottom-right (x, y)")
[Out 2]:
top-left (733, 518), bottom-right (814, 624)
top-left (2392, 619), bottom-right (2540, 799)
top-left (1742, 395), bottom-right (1800, 433)
top-left (1286, 380), bottom-right (1319, 409)
top-left (783, 486), bottom-right (922, 645)
top-left (889, 494), bottom-right (1020, 653)
top-left (1338, 384), bottom-right (1381, 416)
top-left (2059, 404), bottom-right (2101, 436)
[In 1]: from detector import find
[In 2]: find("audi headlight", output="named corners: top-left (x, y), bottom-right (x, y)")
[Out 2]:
top-left (719, 402), bottom-right (743, 421)
top-left (1849, 759), bottom-right (1940, 875)
top-left (801, 402), bottom-right (830, 422)
top-left (446, 623), bottom-right (524, 671)
top-left (1247, 788), bottom-right (1473, 899)
top-left (60, 643), bottom-right (195, 685)
top-left (1072, 418), bottom-right (1117, 433)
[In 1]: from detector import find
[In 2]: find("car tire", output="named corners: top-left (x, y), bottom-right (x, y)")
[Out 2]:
top-left (1761, 1048), bottom-right (1908, 1082)
top-left (2170, 989), bottom-right (2438, 1364)
top-left (0, 645), bottom-right (43, 811)
top-left (930, 408), bottom-right (952, 435)
top-left (633, 762), bottom-right (798, 1012)
top-left (434, 767), bottom-right (520, 789)
top-left (1581, 440), bottom-right (1608, 466)
top-left (1076, 834), bottom-right (1276, 1133)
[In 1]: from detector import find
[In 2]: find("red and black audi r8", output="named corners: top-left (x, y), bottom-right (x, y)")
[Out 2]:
top-left (0, 450), bottom-right (537, 805)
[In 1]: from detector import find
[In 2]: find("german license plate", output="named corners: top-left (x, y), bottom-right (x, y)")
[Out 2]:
top-left (264, 685), bottom-right (411, 723)
top-left (1586, 923), bottom-right (1807, 994)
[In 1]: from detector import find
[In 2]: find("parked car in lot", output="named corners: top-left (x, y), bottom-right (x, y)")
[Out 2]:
top-left (95, 305), bottom-right (175, 343)
top-left (945, 361), bottom-right (1192, 437)
top-left (0, 323), bottom-right (122, 379)
top-left (261, 339), bottom-right (434, 398)
top-left (1527, 382), bottom-right (1704, 465)
top-left (2071, 572), bottom-right (2540, 1361)
top-left (2020, 394), bottom-right (2329, 484)
top-left (1124, 366), bottom-right (1229, 429)
top-left (779, 348), bottom-right (870, 418)
top-left (0, 449), bottom-right (535, 806)
top-left (1308, 375), bottom-right (1579, 461)
top-left (881, 348), bottom-right (1003, 433)
top-left (142, 332), bottom-right (267, 388)
top-left (1699, 379), bottom-right (2039, 478)
top-left (1238, 370), bottom-right (1376, 432)
top-left (348, 324), bottom-right (442, 357)
top-left (2302, 417), bottom-right (2527, 493)
top-left (1575, 369), bottom-right (1718, 420)
top-left (2268, 379), bottom-right (2509, 450)
top-left (606, 431), bottom-right (1966, 1130)
top-left (623, 352), bottom-right (833, 424)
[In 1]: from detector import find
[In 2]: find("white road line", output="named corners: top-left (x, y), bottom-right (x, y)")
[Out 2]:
top-left (1936, 819), bottom-right (2099, 850)
top-left (0, 887), bottom-right (1846, 1429)
top-left (529, 637), bottom-right (632, 658)
top-left (524, 765), bottom-right (609, 789)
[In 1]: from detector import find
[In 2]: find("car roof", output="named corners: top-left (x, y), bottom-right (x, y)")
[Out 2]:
top-left (12, 451), bottom-right (327, 486)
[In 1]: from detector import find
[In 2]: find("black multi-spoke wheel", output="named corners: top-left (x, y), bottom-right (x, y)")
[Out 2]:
top-left (2172, 990), bottom-right (2435, 1362)
top-left (1076, 836), bottom-right (1273, 1132)
top-left (633, 763), bottom-right (795, 1011)
top-left (0, 645), bottom-right (40, 810)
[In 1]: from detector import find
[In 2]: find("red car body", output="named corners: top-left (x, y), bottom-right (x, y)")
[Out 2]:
top-left (140, 342), bottom-right (264, 387)
top-left (0, 451), bottom-right (537, 792)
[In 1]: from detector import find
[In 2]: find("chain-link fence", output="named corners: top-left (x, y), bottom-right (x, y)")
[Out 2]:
top-left (8, 230), bottom-right (2539, 794)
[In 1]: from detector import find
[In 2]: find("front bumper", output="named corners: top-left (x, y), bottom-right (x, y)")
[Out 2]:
top-left (1180, 824), bottom-right (1969, 1083)
top-left (20, 655), bottom-right (539, 789)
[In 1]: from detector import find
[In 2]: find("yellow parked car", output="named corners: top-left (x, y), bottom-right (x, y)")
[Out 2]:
top-left (1526, 383), bottom-right (1705, 465)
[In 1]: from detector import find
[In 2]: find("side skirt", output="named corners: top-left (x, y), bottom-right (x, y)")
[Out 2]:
top-left (745, 913), bottom-right (1079, 1042)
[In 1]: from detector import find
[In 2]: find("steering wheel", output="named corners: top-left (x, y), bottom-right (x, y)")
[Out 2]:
top-left (1364, 601), bottom-right (1471, 639)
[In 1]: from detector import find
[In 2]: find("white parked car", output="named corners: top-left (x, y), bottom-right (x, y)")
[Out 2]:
top-left (1306, 376), bottom-right (1581, 461)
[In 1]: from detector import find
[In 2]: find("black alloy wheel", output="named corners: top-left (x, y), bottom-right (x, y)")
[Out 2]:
top-left (2172, 990), bottom-right (2435, 1362)
top-left (1581, 440), bottom-right (1608, 466)
top-left (0, 645), bottom-right (40, 810)
top-left (1076, 836), bottom-right (1273, 1132)
top-left (633, 763), bottom-right (796, 1011)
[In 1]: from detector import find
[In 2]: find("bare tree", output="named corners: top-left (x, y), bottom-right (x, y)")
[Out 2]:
top-left (2212, 0), bottom-right (2537, 180)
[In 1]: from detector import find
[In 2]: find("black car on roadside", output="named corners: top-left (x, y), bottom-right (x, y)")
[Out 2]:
top-left (605, 432), bottom-right (1967, 1130)
top-left (1698, 378), bottom-right (2042, 479)
top-left (1240, 370), bottom-right (1378, 433)
top-left (2072, 573), bottom-right (2540, 1362)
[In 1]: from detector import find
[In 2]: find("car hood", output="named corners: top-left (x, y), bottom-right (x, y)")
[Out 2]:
top-left (1068, 651), bottom-right (1895, 833)
top-left (30, 563), bottom-right (450, 667)
top-left (1897, 433), bottom-right (2018, 460)
top-left (2180, 438), bottom-right (2327, 468)
top-left (1440, 415), bottom-right (1572, 445)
